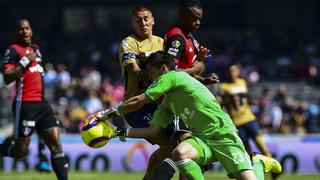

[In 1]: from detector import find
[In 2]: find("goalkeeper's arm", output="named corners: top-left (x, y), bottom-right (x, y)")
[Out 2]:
top-left (97, 93), bottom-right (153, 120)
top-left (117, 93), bottom-right (152, 115)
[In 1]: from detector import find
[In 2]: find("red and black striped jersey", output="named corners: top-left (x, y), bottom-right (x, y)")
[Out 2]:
top-left (164, 26), bottom-right (199, 69)
top-left (2, 42), bottom-right (45, 101)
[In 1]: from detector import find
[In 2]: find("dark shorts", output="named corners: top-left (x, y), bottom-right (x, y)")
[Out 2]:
top-left (13, 100), bottom-right (59, 138)
top-left (124, 103), bottom-right (189, 137)
top-left (237, 120), bottom-right (260, 145)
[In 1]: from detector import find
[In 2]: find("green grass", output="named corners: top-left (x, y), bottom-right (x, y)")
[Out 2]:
top-left (0, 171), bottom-right (319, 180)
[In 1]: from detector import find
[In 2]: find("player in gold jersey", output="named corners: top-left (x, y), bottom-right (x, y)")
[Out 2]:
top-left (118, 6), bottom-right (172, 180)
top-left (219, 64), bottom-right (272, 157)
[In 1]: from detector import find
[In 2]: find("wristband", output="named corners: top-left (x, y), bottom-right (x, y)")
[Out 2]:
top-left (19, 56), bottom-right (31, 68)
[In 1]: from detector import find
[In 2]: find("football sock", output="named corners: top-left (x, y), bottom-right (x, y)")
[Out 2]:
top-left (51, 152), bottom-right (68, 180)
top-left (175, 159), bottom-right (204, 180)
top-left (38, 139), bottom-right (48, 162)
top-left (144, 146), bottom-right (172, 180)
top-left (151, 158), bottom-right (178, 180)
top-left (252, 159), bottom-right (265, 180)
top-left (254, 135), bottom-right (272, 157)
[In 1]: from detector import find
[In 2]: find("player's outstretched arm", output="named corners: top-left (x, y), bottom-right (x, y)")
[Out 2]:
top-left (109, 122), bottom-right (162, 140)
top-left (94, 93), bottom-right (153, 121)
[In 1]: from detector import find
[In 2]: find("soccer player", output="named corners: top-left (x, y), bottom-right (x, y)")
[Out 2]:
top-left (160, 0), bottom-right (219, 178)
top-left (164, 0), bottom-right (218, 84)
top-left (0, 19), bottom-right (68, 180)
top-left (118, 6), bottom-right (173, 180)
top-left (92, 51), bottom-right (282, 180)
top-left (219, 64), bottom-right (272, 157)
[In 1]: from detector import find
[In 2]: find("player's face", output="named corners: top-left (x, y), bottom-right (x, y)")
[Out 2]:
top-left (132, 10), bottom-right (154, 39)
top-left (147, 65), bottom-right (165, 82)
top-left (181, 7), bottom-right (203, 33)
top-left (16, 20), bottom-right (33, 45)
top-left (229, 65), bottom-right (241, 80)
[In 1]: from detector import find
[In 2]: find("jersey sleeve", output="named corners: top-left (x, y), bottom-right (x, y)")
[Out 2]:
top-left (2, 47), bottom-right (18, 69)
top-left (164, 35), bottom-right (185, 60)
top-left (150, 101), bottom-right (174, 129)
top-left (145, 72), bottom-right (176, 101)
top-left (119, 38), bottom-right (138, 67)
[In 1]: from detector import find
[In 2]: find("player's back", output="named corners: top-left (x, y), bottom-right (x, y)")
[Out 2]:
top-left (119, 34), bottom-right (163, 100)
top-left (150, 71), bottom-right (237, 138)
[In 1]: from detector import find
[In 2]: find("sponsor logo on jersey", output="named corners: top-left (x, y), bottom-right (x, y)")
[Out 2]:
top-left (189, 47), bottom-right (193, 52)
top-left (29, 64), bottom-right (44, 73)
top-left (23, 127), bottom-right (31, 136)
top-left (22, 120), bottom-right (36, 127)
top-left (168, 47), bottom-right (179, 57)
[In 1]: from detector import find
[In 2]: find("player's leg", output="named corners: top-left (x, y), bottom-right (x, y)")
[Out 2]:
top-left (36, 137), bottom-right (51, 172)
top-left (151, 118), bottom-right (193, 180)
top-left (237, 123), bottom-right (252, 154)
top-left (0, 101), bottom-right (34, 159)
top-left (172, 141), bottom-right (205, 180)
top-left (37, 100), bottom-right (68, 180)
top-left (248, 120), bottom-right (272, 157)
top-left (124, 104), bottom-right (172, 180)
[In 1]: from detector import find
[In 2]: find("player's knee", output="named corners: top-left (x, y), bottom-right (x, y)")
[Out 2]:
top-left (172, 146), bottom-right (188, 161)
top-left (47, 141), bottom-right (63, 153)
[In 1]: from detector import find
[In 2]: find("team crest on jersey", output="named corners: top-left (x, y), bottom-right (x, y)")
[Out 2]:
top-left (171, 40), bottom-right (181, 48)
top-left (22, 127), bottom-right (31, 136)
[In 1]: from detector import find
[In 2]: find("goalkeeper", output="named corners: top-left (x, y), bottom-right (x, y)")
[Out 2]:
top-left (94, 51), bottom-right (282, 180)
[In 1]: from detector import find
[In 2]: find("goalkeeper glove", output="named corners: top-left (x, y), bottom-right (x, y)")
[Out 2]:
top-left (108, 121), bottom-right (129, 142)
top-left (95, 108), bottom-right (120, 121)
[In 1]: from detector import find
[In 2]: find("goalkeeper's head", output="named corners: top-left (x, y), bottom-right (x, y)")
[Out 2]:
top-left (145, 51), bottom-right (176, 81)
top-left (179, 0), bottom-right (203, 33)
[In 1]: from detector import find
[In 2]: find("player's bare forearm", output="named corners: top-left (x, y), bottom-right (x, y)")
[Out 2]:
top-left (176, 61), bottom-right (205, 76)
top-left (127, 125), bottom-right (162, 139)
top-left (3, 66), bottom-right (24, 85)
top-left (117, 93), bottom-right (152, 115)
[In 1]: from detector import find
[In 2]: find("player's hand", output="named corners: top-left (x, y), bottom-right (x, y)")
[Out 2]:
top-left (25, 52), bottom-right (37, 62)
top-left (202, 73), bottom-right (219, 84)
top-left (95, 108), bottom-right (120, 121)
top-left (197, 46), bottom-right (211, 61)
top-left (107, 122), bottom-right (128, 142)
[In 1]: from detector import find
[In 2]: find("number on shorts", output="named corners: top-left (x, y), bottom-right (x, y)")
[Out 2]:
top-left (232, 152), bottom-right (244, 164)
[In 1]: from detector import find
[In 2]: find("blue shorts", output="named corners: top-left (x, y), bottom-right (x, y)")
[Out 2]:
top-left (124, 104), bottom-right (189, 137)
top-left (237, 120), bottom-right (260, 145)
top-left (124, 103), bottom-right (158, 128)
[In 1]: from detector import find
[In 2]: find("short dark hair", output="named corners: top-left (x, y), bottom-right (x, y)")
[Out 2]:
top-left (145, 51), bottom-right (176, 70)
top-left (132, 5), bottom-right (152, 15)
top-left (15, 19), bottom-right (31, 30)
top-left (179, 0), bottom-right (202, 10)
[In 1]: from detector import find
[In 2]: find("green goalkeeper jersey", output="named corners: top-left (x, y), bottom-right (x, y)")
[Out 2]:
top-left (145, 71), bottom-right (237, 139)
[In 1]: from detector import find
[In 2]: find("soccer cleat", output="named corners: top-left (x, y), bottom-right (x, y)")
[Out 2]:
top-left (36, 161), bottom-right (51, 173)
top-left (250, 152), bottom-right (282, 174)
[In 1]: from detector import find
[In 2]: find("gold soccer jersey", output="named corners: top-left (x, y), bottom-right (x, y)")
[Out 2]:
top-left (219, 78), bottom-right (256, 126)
top-left (119, 35), bottom-right (163, 100)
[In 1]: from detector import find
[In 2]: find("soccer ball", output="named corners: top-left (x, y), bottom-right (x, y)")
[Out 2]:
top-left (81, 120), bottom-right (113, 148)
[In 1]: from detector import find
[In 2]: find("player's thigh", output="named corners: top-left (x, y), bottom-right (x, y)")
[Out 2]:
top-left (35, 100), bottom-right (60, 135)
top-left (246, 120), bottom-right (261, 138)
top-left (211, 132), bottom-right (253, 177)
top-left (237, 124), bottom-right (248, 145)
top-left (12, 101), bottom-right (38, 138)
top-left (175, 136), bottom-right (214, 165)
top-left (14, 137), bottom-right (31, 152)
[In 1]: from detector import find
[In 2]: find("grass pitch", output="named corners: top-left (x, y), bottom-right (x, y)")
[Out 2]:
top-left (0, 171), bottom-right (320, 180)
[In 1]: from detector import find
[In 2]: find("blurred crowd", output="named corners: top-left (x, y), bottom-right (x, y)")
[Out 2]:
top-left (0, 29), bottom-right (320, 134)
